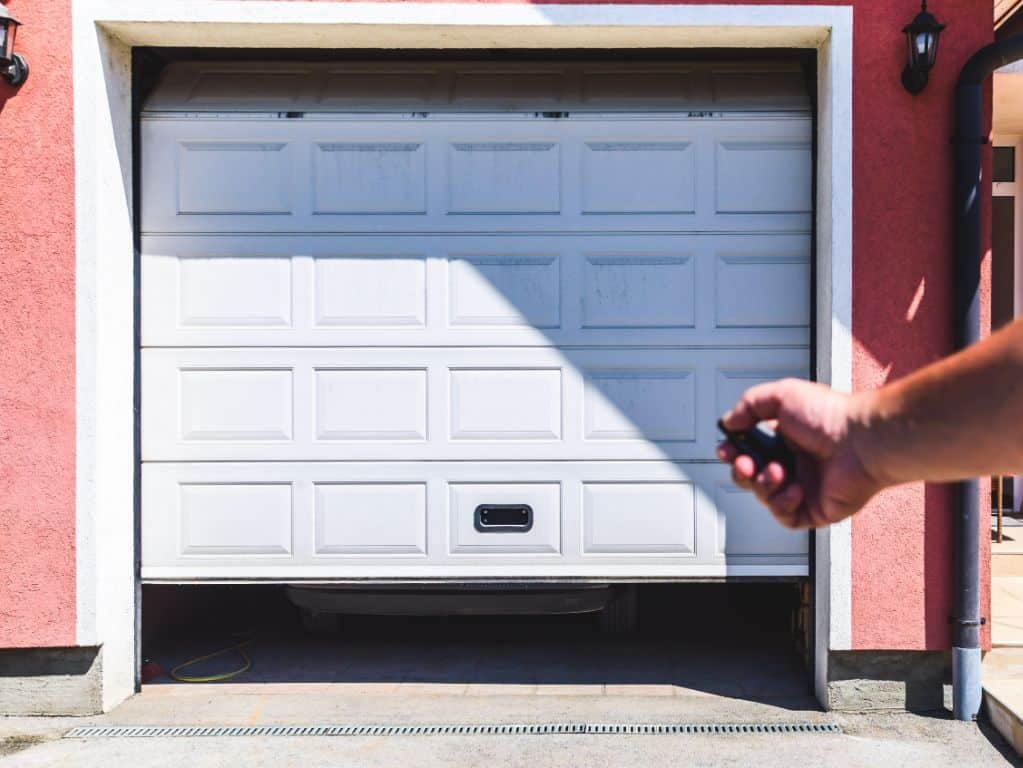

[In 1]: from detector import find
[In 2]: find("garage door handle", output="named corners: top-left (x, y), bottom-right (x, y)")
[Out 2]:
top-left (474, 504), bottom-right (533, 533)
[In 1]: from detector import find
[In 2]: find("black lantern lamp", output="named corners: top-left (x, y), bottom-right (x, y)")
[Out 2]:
top-left (901, 1), bottom-right (945, 95)
top-left (0, 5), bottom-right (27, 88)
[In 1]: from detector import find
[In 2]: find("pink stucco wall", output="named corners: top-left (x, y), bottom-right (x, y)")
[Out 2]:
top-left (0, 0), bottom-right (77, 648)
top-left (0, 0), bottom-right (995, 652)
top-left (847, 2), bottom-right (993, 650)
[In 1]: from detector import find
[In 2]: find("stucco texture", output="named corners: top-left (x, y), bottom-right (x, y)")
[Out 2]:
top-left (846, 1), bottom-right (993, 651)
top-left (0, 0), bottom-right (76, 648)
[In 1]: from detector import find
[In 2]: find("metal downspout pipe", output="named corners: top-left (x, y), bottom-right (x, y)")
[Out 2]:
top-left (952, 33), bottom-right (1023, 721)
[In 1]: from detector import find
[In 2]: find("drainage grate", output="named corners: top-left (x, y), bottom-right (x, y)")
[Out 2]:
top-left (65, 722), bottom-right (841, 739)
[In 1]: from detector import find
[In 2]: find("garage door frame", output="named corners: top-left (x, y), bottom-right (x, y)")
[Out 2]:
top-left (71, 1), bottom-right (853, 712)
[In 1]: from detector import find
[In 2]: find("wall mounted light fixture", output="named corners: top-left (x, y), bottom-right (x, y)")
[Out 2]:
top-left (902, 1), bottom-right (945, 95)
top-left (0, 5), bottom-right (28, 88)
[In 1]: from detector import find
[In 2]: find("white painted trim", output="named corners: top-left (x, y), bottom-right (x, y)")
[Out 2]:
top-left (72, 9), bottom-right (136, 712)
top-left (90, 2), bottom-right (836, 48)
top-left (815, 9), bottom-right (855, 672)
top-left (72, 1), bottom-right (854, 712)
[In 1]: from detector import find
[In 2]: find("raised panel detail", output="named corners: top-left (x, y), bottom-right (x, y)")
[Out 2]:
top-left (180, 483), bottom-right (292, 555)
top-left (450, 369), bottom-right (561, 440)
top-left (313, 142), bottom-right (426, 214)
top-left (585, 371), bottom-right (695, 442)
top-left (580, 71), bottom-right (693, 105)
top-left (178, 256), bottom-right (292, 327)
top-left (315, 484), bottom-right (427, 555)
top-left (715, 484), bottom-right (808, 556)
top-left (179, 369), bottom-right (292, 441)
top-left (449, 255), bottom-right (560, 327)
top-left (188, 72), bottom-right (307, 104)
top-left (177, 142), bottom-right (291, 214)
top-left (314, 256), bottom-right (425, 327)
top-left (451, 71), bottom-right (562, 105)
top-left (321, 71), bottom-right (436, 106)
top-left (716, 140), bottom-right (812, 213)
top-left (710, 70), bottom-right (808, 107)
top-left (715, 255), bottom-right (810, 327)
top-left (315, 369), bottom-right (427, 440)
top-left (715, 368), bottom-right (807, 419)
top-left (581, 255), bottom-right (694, 328)
top-left (583, 483), bottom-right (695, 554)
top-left (449, 483), bottom-right (560, 554)
top-left (448, 143), bottom-right (560, 213)
top-left (582, 142), bottom-right (695, 213)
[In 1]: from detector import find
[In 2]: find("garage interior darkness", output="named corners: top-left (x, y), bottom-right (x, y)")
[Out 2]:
top-left (134, 48), bottom-right (817, 699)
top-left (141, 584), bottom-right (809, 697)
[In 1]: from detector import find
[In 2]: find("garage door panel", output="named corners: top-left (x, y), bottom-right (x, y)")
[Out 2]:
top-left (449, 483), bottom-right (562, 555)
top-left (580, 254), bottom-right (695, 328)
top-left (582, 483), bottom-right (696, 555)
top-left (714, 138), bottom-right (812, 214)
top-left (580, 140), bottom-right (695, 214)
top-left (142, 234), bottom-right (809, 347)
top-left (447, 141), bottom-right (561, 214)
top-left (315, 483), bottom-right (428, 556)
top-left (714, 483), bottom-right (808, 557)
top-left (315, 368), bottom-right (428, 441)
top-left (584, 370), bottom-right (695, 442)
top-left (149, 61), bottom-right (811, 114)
top-left (142, 117), bottom-right (811, 235)
top-left (179, 368), bottom-right (294, 442)
top-left (449, 368), bottom-right (563, 441)
top-left (178, 255), bottom-right (293, 328)
top-left (449, 254), bottom-right (561, 328)
top-left (714, 366), bottom-right (809, 418)
top-left (142, 347), bottom-right (807, 461)
top-left (178, 482), bottom-right (294, 557)
top-left (313, 255), bottom-right (427, 327)
top-left (141, 461), bottom-right (806, 579)
top-left (176, 140), bottom-right (294, 216)
top-left (142, 69), bottom-right (812, 581)
top-left (714, 254), bottom-right (810, 328)
top-left (313, 141), bottom-right (427, 214)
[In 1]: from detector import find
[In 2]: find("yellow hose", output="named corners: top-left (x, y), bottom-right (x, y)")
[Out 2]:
top-left (169, 640), bottom-right (252, 683)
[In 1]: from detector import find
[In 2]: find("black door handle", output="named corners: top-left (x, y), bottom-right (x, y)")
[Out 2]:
top-left (474, 504), bottom-right (533, 533)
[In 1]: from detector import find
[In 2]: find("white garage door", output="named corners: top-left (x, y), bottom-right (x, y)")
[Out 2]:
top-left (140, 61), bottom-right (812, 580)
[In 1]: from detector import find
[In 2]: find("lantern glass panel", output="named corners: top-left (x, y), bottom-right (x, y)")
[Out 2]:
top-left (926, 34), bottom-right (939, 68)
top-left (915, 31), bottom-right (930, 58)
top-left (0, 23), bottom-right (9, 63)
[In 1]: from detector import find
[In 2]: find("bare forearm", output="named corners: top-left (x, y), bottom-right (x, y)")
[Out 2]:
top-left (853, 318), bottom-right (1023, 487)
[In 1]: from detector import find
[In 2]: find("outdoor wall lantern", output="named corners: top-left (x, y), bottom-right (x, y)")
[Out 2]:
top-left (0, 5), bottom-right (27, 88)
top-left (902, 1), bottom-right (945, 95)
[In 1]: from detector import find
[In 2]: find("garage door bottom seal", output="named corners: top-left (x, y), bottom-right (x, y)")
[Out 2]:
top-left (65, 722), bottom-right (841, 739)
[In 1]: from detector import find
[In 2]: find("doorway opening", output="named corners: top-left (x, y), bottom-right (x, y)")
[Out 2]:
top-left (133, 47), bottom-right (818, 708)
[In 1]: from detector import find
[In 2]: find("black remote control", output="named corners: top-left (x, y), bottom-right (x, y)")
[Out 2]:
top-left (717, 419), bottom-right (797, 477)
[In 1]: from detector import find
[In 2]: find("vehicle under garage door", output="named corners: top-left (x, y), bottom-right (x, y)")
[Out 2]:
top-left (139, 59), bottom-right (811, 584)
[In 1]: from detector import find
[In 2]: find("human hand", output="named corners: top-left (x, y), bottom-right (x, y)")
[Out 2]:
top-left (716, 379), bottom-right (886, 530)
